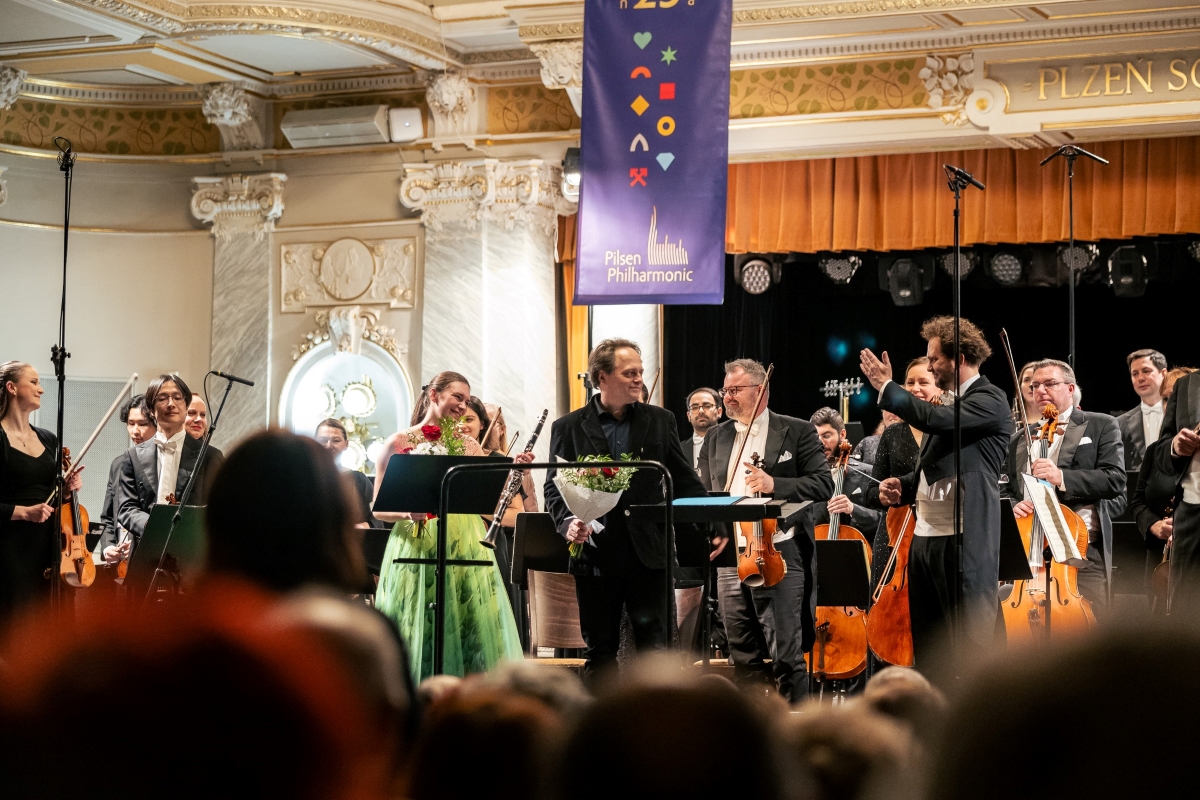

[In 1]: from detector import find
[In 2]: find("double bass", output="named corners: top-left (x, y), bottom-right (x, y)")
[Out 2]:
top-left (865, 505), bottom-right (915, 667)
top-left (736, 452), bottom-right (786, 588)
top-left (58, 447), bottom-right (96, 588)
top-left (1001, 404), bottom-right (1095, 640)
top-left (807, 442), bottom-right (871, 681)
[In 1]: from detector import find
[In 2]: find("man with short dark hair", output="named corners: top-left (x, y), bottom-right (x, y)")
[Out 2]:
top-left (809, 406), bottom-right (882, 542)
top-left (1155, 370), bottom-right (1200, 612)
top-left (1116, 348), bottom-right (1168, 470)
top-left (1002, 359), bottom-right (1125, 615)
top-left (543, 340), bottom-right (706, 683)
top-left (683, 387), bottom-right (722, 471)
top-left (96, 396), bottom-right (157, 567)
top-left (859, 316), bottom-right (1011, 670)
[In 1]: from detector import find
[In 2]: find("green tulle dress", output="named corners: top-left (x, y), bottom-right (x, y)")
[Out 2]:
top-left (375, 514), bottom-right (524, 683)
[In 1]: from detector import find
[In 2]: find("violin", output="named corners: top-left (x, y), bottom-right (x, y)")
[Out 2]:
top-left (808, 442), bottom-right (871, 681)
top-left (865, 505), bottom-right (915, 667)
top-left (736, 452), bottom-right (787, 588)
top-left (1002, 404), bottom-right (1095, 641)
top-left (58, 447), bottom-right (97, 588)
top-left (1150, 503), bottom-right (1174, 615)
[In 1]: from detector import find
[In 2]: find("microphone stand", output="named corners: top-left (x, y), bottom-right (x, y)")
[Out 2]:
top-left (49, 137), bottom-right (76, 612)
top-left (942, 163), bottom-right (984, 657)
top-left (142, 373), bottom-right (237, 606)
top-left (1039, 145), bottom-right (1108, 370)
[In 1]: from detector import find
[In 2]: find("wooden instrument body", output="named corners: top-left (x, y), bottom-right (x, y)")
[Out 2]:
top-left (58, 448), bottom-right (96, 588)
top-left (808, 520), bottom-right (871, 680)
top-left (736, 453), bottom-right (787, 588)
top-left (1003, 503), bottom-right (1094, 640)
top-left (866, 506), bottom-right (915, 667)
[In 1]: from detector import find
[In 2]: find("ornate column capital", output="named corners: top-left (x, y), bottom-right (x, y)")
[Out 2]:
top-left (530, 40), bottom-right (582, 116)
top-left (198, 83), bottom-right (267, 151)
top-left (191, 173), bottom-right (286, 241)
top-left (1, 67), bottom-right (26, 111)
top-left (399, 158), bottom-right (577, 239)
top-left (425, 71), bottom-right (478, 140)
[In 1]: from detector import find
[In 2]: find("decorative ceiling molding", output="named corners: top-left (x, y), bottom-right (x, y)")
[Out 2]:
top-left (425, 71), bottom-right (477, 139)
top-left (281, 238), bottom-right (416, 313)
top-left (192, 172), bottom-right (286, 241)
top-left (16, 77), bottom-right (203, 106)
top-left (1, 69), bottom-right (28, 111)
top-left (733, 0), bottom-right (1025, 24)
top-left (517, 22), bottom-right (582, 43)
top-left (460, 48), bottom-right (538, 65)
top-left (199, 83), bottom-right (266, 150)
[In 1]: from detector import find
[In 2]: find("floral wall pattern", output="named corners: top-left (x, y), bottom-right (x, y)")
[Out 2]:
top-left (486, 85), bottom-right (579, 135)
top-left (0, 100), bottom-right (218, 155)
top-left (730, 59), bottom-right (926, 119)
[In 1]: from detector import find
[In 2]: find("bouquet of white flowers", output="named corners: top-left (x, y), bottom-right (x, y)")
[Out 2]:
top-left (552, 454), bottom-right (636, 557)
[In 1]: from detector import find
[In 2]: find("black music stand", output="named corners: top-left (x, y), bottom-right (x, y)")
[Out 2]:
top-left (998, 499), bottom-right (1035, 583)
top-left (125, 505), bottom-right (206, 601)
top-left (814, 540), bottom-right (871, 608)
top-left (512, 512), bottom-right (569, 588)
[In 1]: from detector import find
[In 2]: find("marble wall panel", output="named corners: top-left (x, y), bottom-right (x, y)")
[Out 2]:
top-left (420, 229), bottom-right (484, 394)
top-left (210, 234), bottom-right (270, 449)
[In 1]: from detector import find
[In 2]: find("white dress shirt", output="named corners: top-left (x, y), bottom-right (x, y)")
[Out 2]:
top-left (691, 433), bottom-right (705, 470)
top-left (1141, 401), bottom-right (1163, 448)
top-left (727, 408), bottom-right (793, 544)
top-left (154, 429), bottom-right (186, 505)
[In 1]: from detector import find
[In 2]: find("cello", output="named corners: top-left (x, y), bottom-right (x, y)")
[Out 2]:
top-left (807, 442), bottom-right (872, 681)
top-left (1001, 404), bottom-right (1095, 641)
top-left (865, 505), bottom-right (915, 667)
top-left (58, 447), bottom-right (96, 588)
top-left (736, 452), bottom-right (787, 588)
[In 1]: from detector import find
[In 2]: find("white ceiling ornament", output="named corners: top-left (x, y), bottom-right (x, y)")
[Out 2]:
top-left (293, 306), bottom-right (407, 362)
top-left (281, 236), bottom-right (416, 312)
top-left (919, 53), bottom-right (976, 128)
top-left (425, 71), bottom-right (477, 138)
top-left (399, 158), bottom-right (577, 240)
top-left (1, 67), bottom-right (27, 111)
top-left (198, 83), bottom-right (265, 151)
top-left (529, 40), bottom-right (582, 116)
top-left (191, 173), bottom-right (286, 242)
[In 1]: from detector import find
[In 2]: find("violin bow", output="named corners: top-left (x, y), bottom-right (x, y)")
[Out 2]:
top-left (645, 368), bottom-right (662, 406)
top-left (723, 363), bottom-right (775, 493)
top-left (998, 329), bottom-right (1035, 466)
top-left (480, 406), bottom-right (501, 452)
top-left (45, 372), bottom-right (138, 503)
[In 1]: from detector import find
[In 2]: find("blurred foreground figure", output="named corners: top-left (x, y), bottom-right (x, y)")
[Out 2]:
top-left (930, 626), bottom-right (1200, 800)
top-left (0, 581), bottom-right (390, 800)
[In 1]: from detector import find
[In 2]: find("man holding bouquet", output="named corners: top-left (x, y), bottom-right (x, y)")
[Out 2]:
top-left (544, 338), bottom-right (706, 684)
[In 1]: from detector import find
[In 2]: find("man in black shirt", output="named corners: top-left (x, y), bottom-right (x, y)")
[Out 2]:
top-left (544, 338), bottom-right (706, 684)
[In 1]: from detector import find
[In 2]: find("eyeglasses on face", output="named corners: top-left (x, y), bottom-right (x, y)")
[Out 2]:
top-left (688, 402), bottom-right (717, 412)
top-left (718, 384), bottom-right (762, 398)
top-left (1029, 380), bottom-right (1065, 391)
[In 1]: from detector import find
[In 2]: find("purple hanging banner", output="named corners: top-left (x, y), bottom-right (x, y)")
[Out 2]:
top-left (575, 0), bottom-right (731, 305)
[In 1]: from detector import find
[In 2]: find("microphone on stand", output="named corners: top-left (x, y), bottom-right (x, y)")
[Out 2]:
top-left (54, 137), bottom-right (76, 170)
top-left (943, 164), bottom-right (985, 191)
top-left (211, 370), bottom-right (255, 387)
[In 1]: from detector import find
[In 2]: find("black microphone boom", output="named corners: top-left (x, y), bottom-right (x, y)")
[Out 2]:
top-left (943, 164), bottom-right (985, 191)
top-left (211, 370), bottom-right (254, 387)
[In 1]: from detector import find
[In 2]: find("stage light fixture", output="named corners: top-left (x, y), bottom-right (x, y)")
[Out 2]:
top-left (987, 252), bottom-right (1024, 286)
top-left (937, 250), bottom-right (977, 279)
top-left (1057, 243), bottom-right (1098, 274)
top-left (561, 147), bottom-right (581, 201)
top-left (819, 254), bottom-right (862, 285)
top-left (887, 258), bottom-right (924, 306)
top-left (1107, 245), bottom-right (1147, 297)
top-left (1188, 240), bottom-right (1200, 263)
top-left (734, 254), bottom-right (782, 295)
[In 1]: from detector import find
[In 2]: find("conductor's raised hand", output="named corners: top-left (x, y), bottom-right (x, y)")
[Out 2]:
top-left (859, 349), bottom-right (893, 392)
top-left (878, 477), bottom-right (902, 507)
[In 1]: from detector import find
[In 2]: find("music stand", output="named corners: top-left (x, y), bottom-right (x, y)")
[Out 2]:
top-left (374, 454), bottom-right (511, 515)
top-left (814, 540), bottom-right (872, 608)
top-left (998, 499), bottom-right (1035, 582)
top-left (512, 512), bottom-right (569, 588)
top-left (125, 505), bottom-right (206, 601)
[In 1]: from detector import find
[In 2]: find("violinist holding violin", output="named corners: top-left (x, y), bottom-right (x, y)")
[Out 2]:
top-left (697, 358), bottom-right (832, 702)
top-left (0, 361), bottom-right (84, 622)
top-left (1002, 359), bottom-right (1125, 618)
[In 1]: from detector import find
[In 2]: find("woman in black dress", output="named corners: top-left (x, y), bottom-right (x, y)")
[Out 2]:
top-left (0, 361), bottom-right (83, 621)
top-left (865, 357), bottom-right (938, 581)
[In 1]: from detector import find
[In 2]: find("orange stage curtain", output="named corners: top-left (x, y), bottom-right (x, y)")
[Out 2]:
top-left (726, 136), bottom-right (1200, 254)
top-left (558, 214), bottom-right (589, 411)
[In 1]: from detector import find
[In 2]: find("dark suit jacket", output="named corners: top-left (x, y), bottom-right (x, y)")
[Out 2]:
top-left (680, 435), bottom-right (697, 474)
top-left (97, 452), bottom-right (128, 554)
top-left (1001, 408), bottom-right (1126, 576)
top-left (809, 458), bottom-right (883, 538)
top-left (878, 375), bottom-right (1011, 641)
top-left (1116, 406), bottom-right (1147, 471)
top-left (543, 400), bottom-right (706, 575)
top-left (1156, 372), bottom-right (1200, 490)
top-left (1131, 438), bottom-right (1178, 555)
top-left (116, 434), bottom-right (225, 543)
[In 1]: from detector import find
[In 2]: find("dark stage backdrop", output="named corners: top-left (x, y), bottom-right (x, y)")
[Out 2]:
top-left (664, 248), bottom-right (1200, 439)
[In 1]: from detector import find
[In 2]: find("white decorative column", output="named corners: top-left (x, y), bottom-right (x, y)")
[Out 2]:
top-left (191, 173), bottom-right (286, 448)
top-left (530, 40), bottom-right (583, 116)
top-left (401, 159), bottom-right (576, 463)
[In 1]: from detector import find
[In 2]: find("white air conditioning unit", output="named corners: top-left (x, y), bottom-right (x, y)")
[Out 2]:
top-left (388, 107), bottom-right (424, 142)
top-left (280, 105), bottom-right (389, 148)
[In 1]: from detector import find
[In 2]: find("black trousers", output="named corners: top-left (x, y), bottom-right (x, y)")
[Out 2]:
top-left (575, 557), bottom-right (670, 685)
top-left (1170, 501), bottom-right (1200, 615)
top-left (717, 536), bottom-right (808, 703)
top-left (1075, 542), bottom-right (1109, 619)
top-left (908, 535), bottom-right (956, 672)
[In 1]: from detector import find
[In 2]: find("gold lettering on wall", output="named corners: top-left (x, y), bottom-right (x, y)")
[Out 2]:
top-left (1126, 62), bottom-right (1152, 94)
top-left (1103, 63), bottom-right (1123, 96)
top-left (1168, 59), bottom-right (1188, 91)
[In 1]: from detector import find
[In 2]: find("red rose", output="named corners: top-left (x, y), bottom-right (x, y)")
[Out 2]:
top-left (421, 424), bottom-right (441, 442)
top-left (601, 467), bottom-right (617, 478)
top-left (397, 446), bottom-right (413, 455)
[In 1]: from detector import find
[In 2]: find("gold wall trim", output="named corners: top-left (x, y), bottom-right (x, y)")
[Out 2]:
top-left (731, 109), bottom-right (943, 129)
top-left (518, 22), bottom-right (583, 40)
top-left (733, 0), bottom-right (1022, 24)
top-left (0, 217), bottom-right (209, 235)
top-left (1043, 113), bottom-right (1200, 131)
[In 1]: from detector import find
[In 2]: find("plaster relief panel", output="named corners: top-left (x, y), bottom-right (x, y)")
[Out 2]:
top-left (281, 236), bottom-right (416, 312)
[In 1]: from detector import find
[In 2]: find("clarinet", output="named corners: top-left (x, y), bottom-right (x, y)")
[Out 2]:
top-left (480, 409), bottom-right (548, 549)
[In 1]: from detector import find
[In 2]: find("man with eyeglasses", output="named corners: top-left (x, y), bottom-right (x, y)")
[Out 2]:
top-left (1002, 359), bottom-right (1125, 616)
top-left (697, 358), bottom-right (831, 702)
top-left (116, 374), bottom-right (225, 548)
top-left (682, 387), bottom-right (722, 472)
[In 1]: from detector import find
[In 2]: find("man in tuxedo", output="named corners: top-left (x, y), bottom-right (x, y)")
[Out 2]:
top-left (543, 339), bottom-right (706, 684)
top-left (681, 387), bottom-right (722, 472)
top-left (860, 316), bottom-right (1011, 671)
top-left (697, 359), bottom-right (831, 702)
top-left (1002, 359), bottom-right (1125, 616)
top-left (809, 406), bottom-right (883, 538)
top-left (96, 396), bottom-right (156, 567)
top-left (1156, 370), bottom-right (1200, 612)
top-left (1116, 349), bottom-right (1168, 470)
top-left (117, 374), bottom-right (225, 546)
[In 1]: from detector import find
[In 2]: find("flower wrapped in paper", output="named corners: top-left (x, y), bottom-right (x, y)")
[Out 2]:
top-left (552, 454), bottom-right (636, 557)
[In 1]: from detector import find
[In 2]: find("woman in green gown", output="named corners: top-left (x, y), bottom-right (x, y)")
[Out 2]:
top-left (373, 371), bottom-right (525, 683)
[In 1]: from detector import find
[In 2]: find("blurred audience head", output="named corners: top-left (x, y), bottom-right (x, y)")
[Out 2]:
top-left (417, 674), bottom-right (464, 709)
top-left (205, 428), bottom-right (366, 593)
top-left (785, 703), bottom-right (915, 800)
top-left (861, 666), bottom-right (947, 747)
top-left (479, 660), bottom-right (591, 716)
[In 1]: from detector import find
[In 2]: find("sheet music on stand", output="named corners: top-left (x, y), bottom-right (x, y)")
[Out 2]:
top-left (1020, 474), bottom-right (1084, 566)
